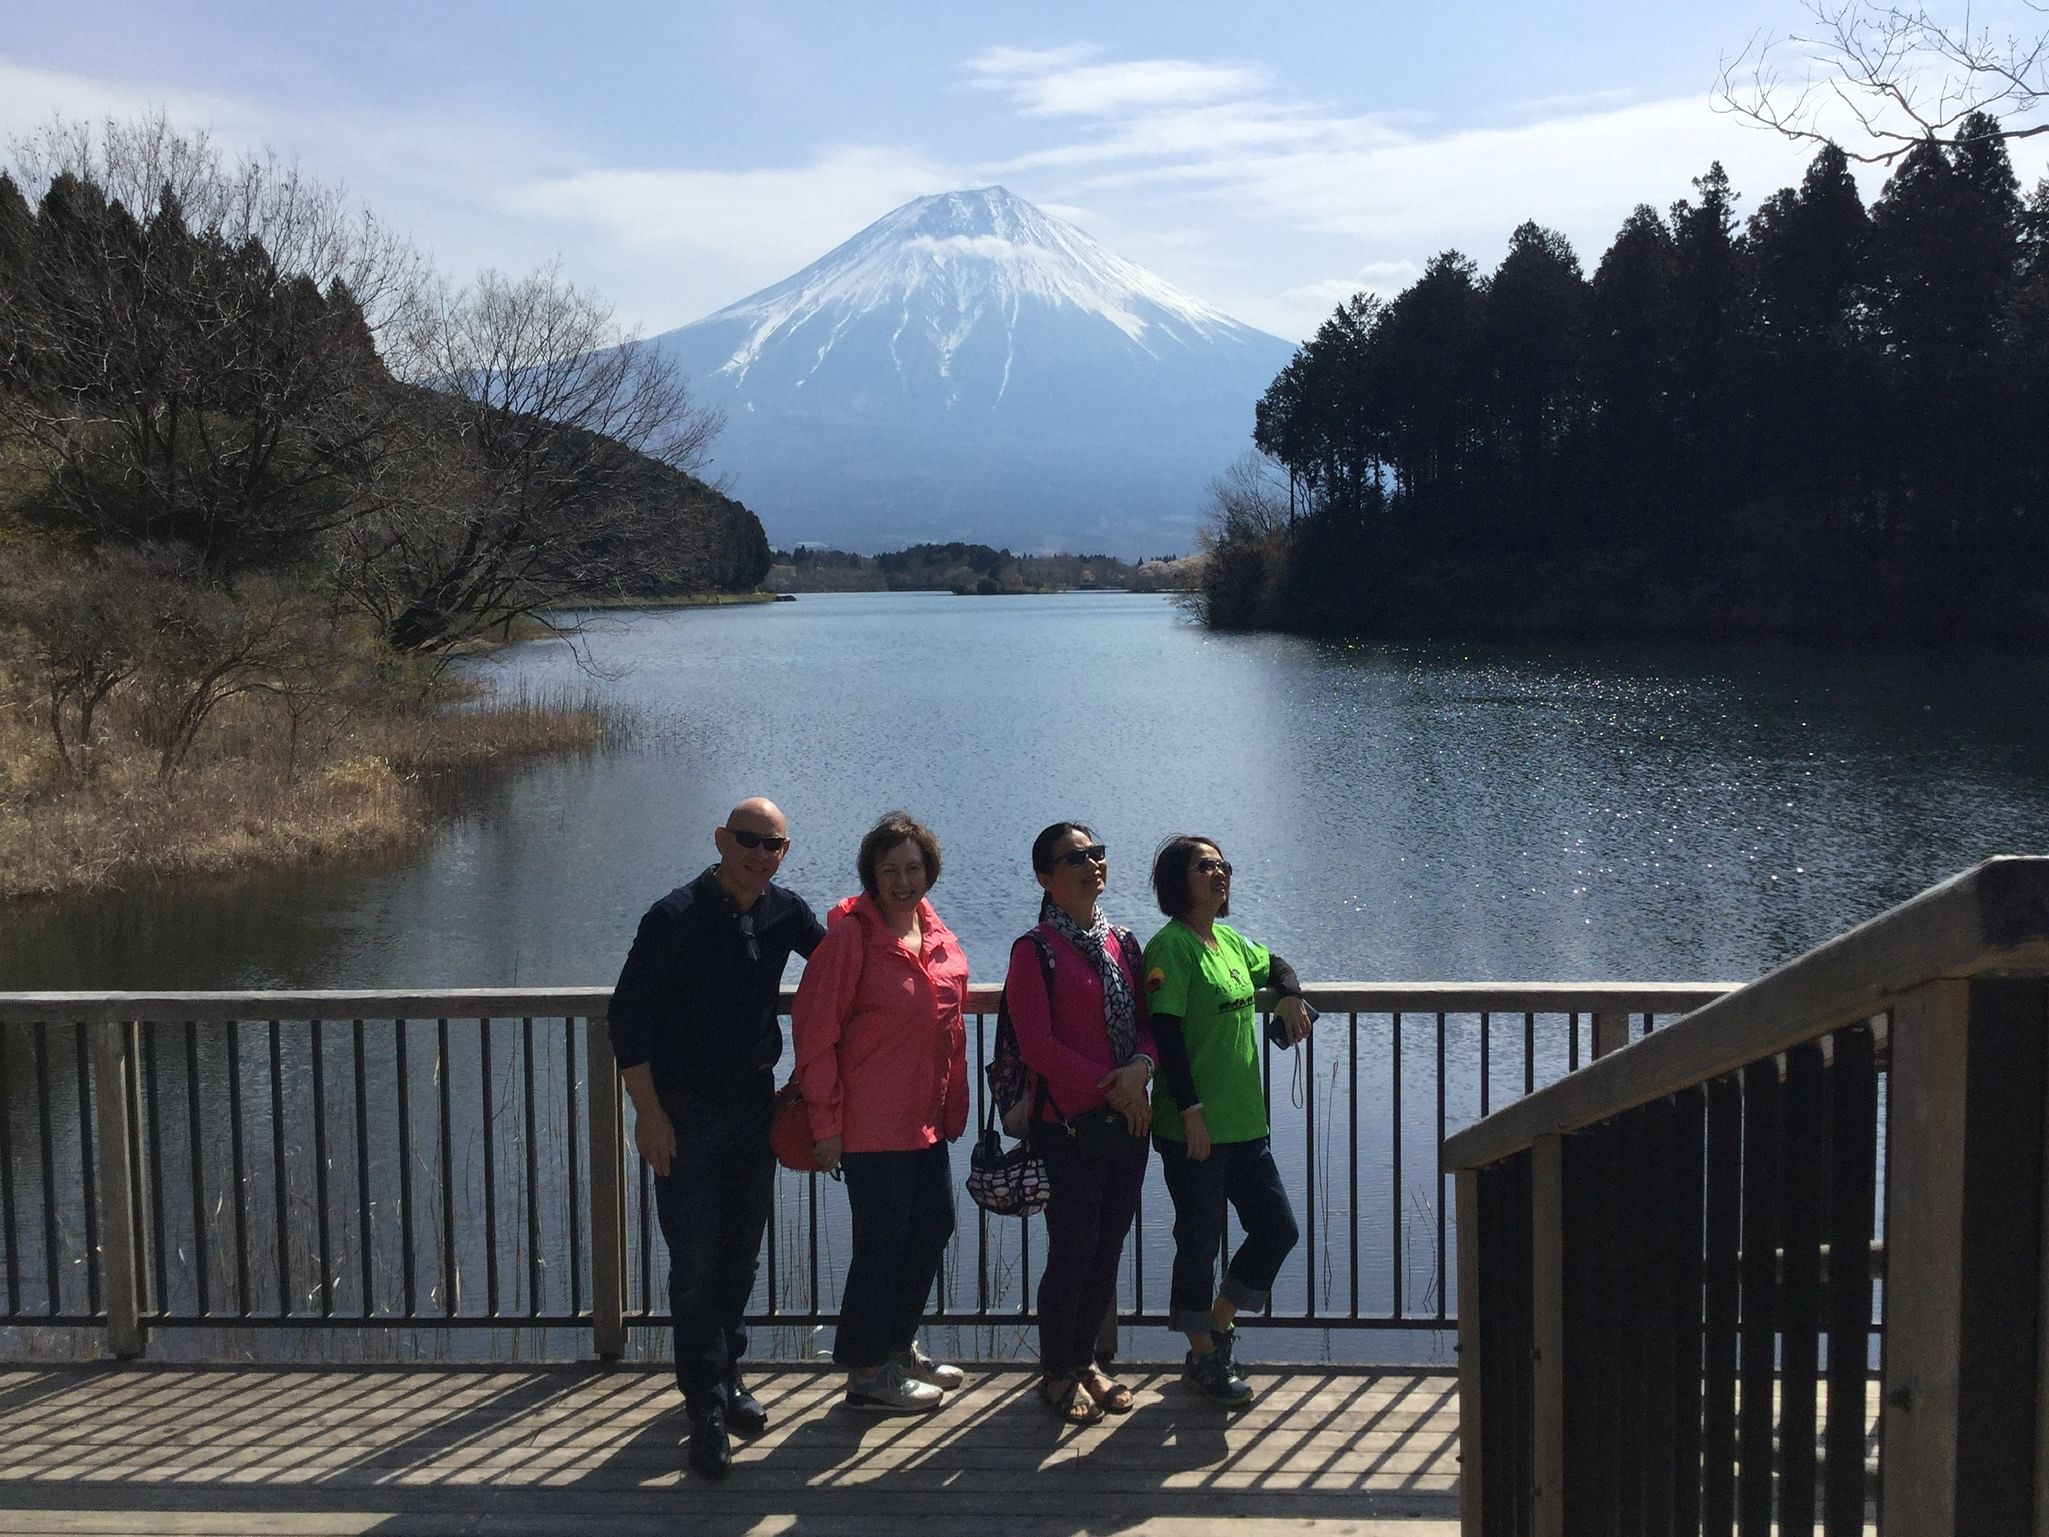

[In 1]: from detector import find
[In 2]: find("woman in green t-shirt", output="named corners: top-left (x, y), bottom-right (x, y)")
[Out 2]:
top-left (1145, 834), bottom-right (1313, 1407)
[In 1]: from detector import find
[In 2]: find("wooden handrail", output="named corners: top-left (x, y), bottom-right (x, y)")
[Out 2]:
top-left (1443, 856), bottom-right (2049, 1175)
top-left (0, 980), bottom-right (1735, 1027)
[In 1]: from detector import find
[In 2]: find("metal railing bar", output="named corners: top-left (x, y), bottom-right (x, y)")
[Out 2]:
top-left (352, 1021), bottom-right (373, 1315)
top-left (268, 1021), bottom-right (289, 1319)
top-left (0, 1026), bottom-right (18, 1316)
top-left (227, 1025), bottom-right (250, 1314)
top-left (34, 1023), bottom-right (58, 1315)
top-left (522, 1019), bottom-right (541, 1319)
top-left (312, 1020), bottom-right (333, 1319)
top-left (1348, 1009), bottom-right (1359, 1320)
top-left (1435, 1012), bottom-right (1447, 1324)
top-left (1390, 1010), bottom-right (1402, 1321)
top-left (184, 1022), bottom-right (209, 1316)
top-left (564, 1019), bottom-right (581, 1318)
top-left (73, 1026), bottom-right (100, 1317)
top-left (480, 1018), bottom-right (499, 1319)
top-left (1523, 1012), bottom-right (1535, 1099)
top-left (395, 1019), bottom-right (416, 1317)
top-left (1303, 1020), bottom-right (1316, 1320)
top-left (437, 1019), bottom-right (455, 1318)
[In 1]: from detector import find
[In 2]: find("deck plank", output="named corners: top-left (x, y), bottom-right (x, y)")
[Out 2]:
top-left (0, 1364), bottom-right (1462, 1536)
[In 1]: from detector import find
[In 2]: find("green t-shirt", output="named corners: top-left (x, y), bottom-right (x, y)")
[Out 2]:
top-left (1144, 919), bottom-right (1272, 1143)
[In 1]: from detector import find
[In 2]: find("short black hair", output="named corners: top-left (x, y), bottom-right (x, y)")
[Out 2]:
top-left (1151, 834), bottom-right (1228, 919)
top-left (857, 811), bottom-right (942, 898)
top-left (1030, 820), bottom-right (1097, 875)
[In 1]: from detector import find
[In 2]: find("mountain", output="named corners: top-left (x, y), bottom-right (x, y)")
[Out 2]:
top-left (651, 187), bottom-right (1296, 556)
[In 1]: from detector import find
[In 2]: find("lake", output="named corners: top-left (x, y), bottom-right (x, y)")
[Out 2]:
top-left (4, 593), bottom-right (2045, 1365)
top-left (8, 591), bottom-right (2048, 991)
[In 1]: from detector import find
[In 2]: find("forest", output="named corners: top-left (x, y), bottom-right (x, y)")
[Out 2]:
top-left (1202, 115), bottom-right (2049, 642)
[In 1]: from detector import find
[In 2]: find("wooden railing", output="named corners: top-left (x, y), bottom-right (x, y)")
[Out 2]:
top-left (0, 981), bottom-right (1733, 1362)
top-left (1442, 857), bottom-right (2049, 1536)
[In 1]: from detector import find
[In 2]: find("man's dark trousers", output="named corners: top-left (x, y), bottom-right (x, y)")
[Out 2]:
top-left (652, 1084), bottom-right (776, 1408)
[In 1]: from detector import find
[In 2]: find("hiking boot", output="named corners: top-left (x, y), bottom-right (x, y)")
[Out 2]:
top-left (1214, 1319), bottom-right (1243, 1376)
top-left (686, 1400), bottom-right (732, 1480)
top-left (892, 1341), bottom-right (966, 1391)
top-left (845, 1361), bottom-right (944, 1412)
top-left (1183, 1344), bottom-right (1253, 1407)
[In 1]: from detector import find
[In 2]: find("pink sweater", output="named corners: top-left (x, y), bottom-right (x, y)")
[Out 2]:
top-left (791, 893), bottom-right (971, 1152)
top-left (1003, 924), bottom-right (1156, 1124)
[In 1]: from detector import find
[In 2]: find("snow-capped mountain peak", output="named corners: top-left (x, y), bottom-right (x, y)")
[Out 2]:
top-left (703, 187), bottom-right (1252, 387)
top-left (648, 186), bottom-right (1295, 555)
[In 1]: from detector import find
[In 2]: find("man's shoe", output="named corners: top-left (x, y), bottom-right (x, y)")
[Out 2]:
top-left (724, 1374), bottom-right (768, 1437)
top-left (892, 1341), bottom-right (966, 1391)
top-left (845, 1361), bottom-right (944, 1412)
top-left (687, 1402), bottom-right (732, 1481)
top-left (1183, 1345), bottom-right (1253, 1407)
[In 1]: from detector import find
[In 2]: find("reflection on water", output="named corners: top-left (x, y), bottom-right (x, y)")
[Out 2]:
top-left (6, 595), bottom-right (2044, 1364)
top-left (8, 593), bottom-right (2046, 990)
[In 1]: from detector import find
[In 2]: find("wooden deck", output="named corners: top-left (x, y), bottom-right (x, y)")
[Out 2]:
top-left (0, 1362), bottom-right (1462, 1536)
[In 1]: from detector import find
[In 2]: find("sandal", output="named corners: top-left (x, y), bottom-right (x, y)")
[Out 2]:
top-left (1038, 1375), bottom-right (1105, 1426)
top-left (1079, 1367), bottom-right (1135, 1414)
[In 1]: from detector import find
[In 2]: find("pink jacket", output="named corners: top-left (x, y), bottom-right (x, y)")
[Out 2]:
top-left (1004, 924), bottom-right (1156, 1124)
top-left (792, 892), bottom-right (971, 1152)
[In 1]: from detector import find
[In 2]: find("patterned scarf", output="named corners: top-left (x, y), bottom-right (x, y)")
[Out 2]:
top-left (1039, 895), bottom-right (1138, 1066)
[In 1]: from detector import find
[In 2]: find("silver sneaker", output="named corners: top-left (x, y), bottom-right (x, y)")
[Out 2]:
top-left (893, 1342), bottom-right (966, 1391)
top-left (845, 1361), bottom-right (943, 1412)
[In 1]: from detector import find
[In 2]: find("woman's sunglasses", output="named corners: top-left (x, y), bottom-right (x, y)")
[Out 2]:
top-left (727, 828), bottom-right (789, 853)
top-left (1052, 843), bottom-right (1108, 869)
top-left (1194, 856), bottom-right (1232, 876)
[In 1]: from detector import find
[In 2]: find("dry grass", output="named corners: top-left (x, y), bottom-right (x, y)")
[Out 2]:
top-left (0, 665), bottom-right (625, 903)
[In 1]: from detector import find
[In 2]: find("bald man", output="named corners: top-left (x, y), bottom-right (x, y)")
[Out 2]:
top-left (609, 798), bottom-right (826, 1481)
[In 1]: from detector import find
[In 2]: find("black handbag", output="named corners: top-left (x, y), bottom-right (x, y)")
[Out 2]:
top-left (966, 1080), bottom-right (1049, 1216)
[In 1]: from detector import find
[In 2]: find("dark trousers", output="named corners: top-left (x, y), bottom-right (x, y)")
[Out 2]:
top-left (1031, 1119), bottom-right (1148, 1378)
top-left (834, 1142), bottom-right (955, 1369)
top-left (651, 1085), bottom-right (776, 1408)
top-left (1154, 1134), bottom-right (1299, 1336)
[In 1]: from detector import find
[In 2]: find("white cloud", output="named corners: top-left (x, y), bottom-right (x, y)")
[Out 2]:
top-left (507, 145), bottom-right (958, 285)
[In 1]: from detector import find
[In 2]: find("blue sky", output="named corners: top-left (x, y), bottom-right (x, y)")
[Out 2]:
top-left (6, 1), bottom-right (2046, 343)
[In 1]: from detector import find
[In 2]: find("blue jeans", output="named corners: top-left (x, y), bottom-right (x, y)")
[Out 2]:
top-left (651, 1085), bottom-right (776, 1409)
top-left (1154, 1134), bottom-right (1299, 1336)
top-left (834, 1142), bottom-right (955, 1369)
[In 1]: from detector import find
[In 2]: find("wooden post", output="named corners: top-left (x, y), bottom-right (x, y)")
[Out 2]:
top-left (90, 1022), bottom-right (147, 1358)
top-left (1530, 1135), bottom-right (1567, 1537)
top-left (1457, 1165), bottom-right (1485, 1537)
top-left (1592, 1012), bottom-right (1632, 1060)
top-left (1883, 978), bottom-right (2048, 1537)
top-left (586, 1013), bottom-right (627, 1360)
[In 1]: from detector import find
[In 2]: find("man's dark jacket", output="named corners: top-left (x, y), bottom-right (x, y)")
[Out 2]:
top-left (608, 866), bottom-right (825, 1103)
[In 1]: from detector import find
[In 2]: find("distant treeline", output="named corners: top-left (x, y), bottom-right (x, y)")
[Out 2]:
top-left (767, 542), bottom-right (1196, 593)
top-left (1204, 118), bottom-right (2049, 642)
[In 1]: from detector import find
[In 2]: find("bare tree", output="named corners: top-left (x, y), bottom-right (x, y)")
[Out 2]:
top-left (336, 265), bottom-right (726, 654)
top-left (1719, 1), bottom-right (2049, 162)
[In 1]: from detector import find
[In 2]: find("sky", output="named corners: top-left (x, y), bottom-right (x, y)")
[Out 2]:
top-left (5, 1), bottom-right (2047, 345)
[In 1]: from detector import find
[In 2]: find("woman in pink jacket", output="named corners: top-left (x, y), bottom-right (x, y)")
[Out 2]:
top-left (1004, 821), bottom-right (1157, 1424)
top-left (792, 811), bottom-right (971, 1413)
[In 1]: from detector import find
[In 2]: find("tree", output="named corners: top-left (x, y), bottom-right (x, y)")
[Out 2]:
top-left (335, 265), bottom-right (729, 654)
top-left (1719, 0), bottom-right (2049, 163)
top-left (0, 117), bottom-right (426, 571)
top-left (1477, 222), bottom-right (1587, 540)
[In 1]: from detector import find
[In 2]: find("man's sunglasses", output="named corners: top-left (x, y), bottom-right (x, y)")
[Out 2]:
top-left (1052, 843), bottom-right (1108, 869)
top-left (1194, 856), bottom-right (1232, 876)
top-left (727, 828), bottom-right (789, 853)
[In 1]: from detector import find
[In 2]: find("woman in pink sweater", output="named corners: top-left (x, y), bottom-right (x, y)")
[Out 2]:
top-left (1003, 821), bottom-right (1157, 1424)
top-left (792, 811), bottom-right (971, 1413)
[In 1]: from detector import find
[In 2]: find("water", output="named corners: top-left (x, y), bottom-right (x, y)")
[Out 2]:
top-left (9, 591), bottom-right (2048, 989)
top-left (5, 593), bottom-right (2046, 1364)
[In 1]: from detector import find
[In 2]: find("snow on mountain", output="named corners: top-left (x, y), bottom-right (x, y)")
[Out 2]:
top-left (651, 187), bottom-right (1297, 555)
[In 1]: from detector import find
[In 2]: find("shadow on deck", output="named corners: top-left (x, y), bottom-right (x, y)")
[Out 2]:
top-left (0, 1362), bottom-right (1462, 1536)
